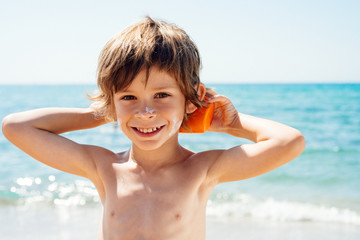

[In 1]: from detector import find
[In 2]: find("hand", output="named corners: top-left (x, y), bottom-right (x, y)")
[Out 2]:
top-left (206, 89), bottom-right (239, 133)
top-left (89, 98), bottom-right (110, 123)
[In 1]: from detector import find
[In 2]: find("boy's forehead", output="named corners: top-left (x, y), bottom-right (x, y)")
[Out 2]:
top-left (128, 67), bottom-right (180, 90)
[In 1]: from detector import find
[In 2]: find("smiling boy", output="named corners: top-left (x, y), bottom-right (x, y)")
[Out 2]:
top-left (2, 17), bottom-right (305, 239)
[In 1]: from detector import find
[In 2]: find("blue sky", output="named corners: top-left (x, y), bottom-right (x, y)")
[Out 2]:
top-left (0, 0), bottom-right (359, 84)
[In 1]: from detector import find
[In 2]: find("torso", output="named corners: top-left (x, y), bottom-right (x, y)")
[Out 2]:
top-left (90, 148), bottom-right (216, 240)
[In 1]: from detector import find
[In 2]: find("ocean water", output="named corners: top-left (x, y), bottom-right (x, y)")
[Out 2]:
top-left (0, 84), bottom-right (359, 230)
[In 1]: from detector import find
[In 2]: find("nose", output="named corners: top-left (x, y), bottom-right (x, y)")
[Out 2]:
top-left (135, 106), bottom-right (156, 119)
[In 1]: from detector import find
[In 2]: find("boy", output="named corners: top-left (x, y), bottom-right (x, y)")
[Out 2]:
top-left (2, 17), bottom-right (305, 239)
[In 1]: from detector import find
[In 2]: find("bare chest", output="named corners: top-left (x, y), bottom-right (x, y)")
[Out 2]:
top-left (98, 162), bottom-right (210, 240)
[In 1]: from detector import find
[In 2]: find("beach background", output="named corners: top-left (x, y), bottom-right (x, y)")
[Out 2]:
top-left (0, 84), bottom-right (359, 239)
top-left (1, 0), bottom-right (360, 239)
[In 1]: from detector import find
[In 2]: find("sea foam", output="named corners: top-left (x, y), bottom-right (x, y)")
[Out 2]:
top-left (207, 193), bottom-right (360, 226)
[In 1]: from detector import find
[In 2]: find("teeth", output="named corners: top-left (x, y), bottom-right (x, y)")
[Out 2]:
top-left (137, 127), bottom-right (160, 133)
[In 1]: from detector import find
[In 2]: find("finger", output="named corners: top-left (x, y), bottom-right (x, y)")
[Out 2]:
top-left (206, 88), bottom-right (218, 97)
top-left (208, 94), bottom-right (230, 105)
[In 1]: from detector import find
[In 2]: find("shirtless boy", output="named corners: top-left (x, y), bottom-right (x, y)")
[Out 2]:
top-left (2, 17), bottom-right (305, 240)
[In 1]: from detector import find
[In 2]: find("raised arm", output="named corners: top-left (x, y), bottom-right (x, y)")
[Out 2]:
top-left (1, 107), bottom-right (108, 179)
top-left (206, 93), bottom-right (305, 184)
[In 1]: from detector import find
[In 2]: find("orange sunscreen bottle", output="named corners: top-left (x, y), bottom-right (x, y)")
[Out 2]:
top-left (179, 103), bottom-right (214, 133)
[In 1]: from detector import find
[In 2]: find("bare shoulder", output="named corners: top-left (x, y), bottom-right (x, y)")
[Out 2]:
top-left (83, 145), bottom-right (127, 202)
top-left (186, 149), bottom-right (222, 166)
top-left (184, 148), bottom-right (224, 185)
top-left (85, 145), bottom-right (123, 164)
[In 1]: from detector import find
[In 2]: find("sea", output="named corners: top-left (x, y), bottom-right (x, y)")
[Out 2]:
top-left (0, 83), bottom-right (359, 239)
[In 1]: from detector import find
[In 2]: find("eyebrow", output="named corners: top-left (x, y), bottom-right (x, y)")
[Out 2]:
top-left (152, 86), bottom-right (178, 91)
top-left (118, 86), bottom-right (177, 92)
top-left (114, 86), bottom-right (178, 96)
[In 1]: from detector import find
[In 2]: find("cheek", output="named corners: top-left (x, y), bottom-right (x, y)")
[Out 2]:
top-left (117, 118), bottom-right (122, 127)
top-left (115, 113), bottom-right (124, 131)
top-left (114, 104), bottom-right (130, 127)
top-left (169, 117), bottom-right (183, 136)
top-left (162, 105), bottom-right (185, 136)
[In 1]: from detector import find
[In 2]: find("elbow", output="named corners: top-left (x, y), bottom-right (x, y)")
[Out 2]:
top-left (2, 114), bottom-right (14, 139)
top-left (275, 129), bottom-right (305, 162)
top-left (288, 130), bottom-right (306, 159)
top-left (2, 114), bottom-right (21, 140)
top-left (295, 131), bottom-right (305, 154)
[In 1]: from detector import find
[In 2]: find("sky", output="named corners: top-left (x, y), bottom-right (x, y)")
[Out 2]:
top-left (0, 0), bottom-right (359, 84)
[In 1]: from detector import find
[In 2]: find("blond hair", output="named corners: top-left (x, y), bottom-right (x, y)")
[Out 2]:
top-left (90, 16), bottom-right (205, 122)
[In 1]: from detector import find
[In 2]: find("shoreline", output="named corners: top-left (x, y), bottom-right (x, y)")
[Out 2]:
top-left (1, 205), bottom-right (360, 240)
top-left (207, 217), bottom-right (360, 240)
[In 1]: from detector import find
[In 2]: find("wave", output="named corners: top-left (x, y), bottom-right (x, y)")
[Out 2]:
top-left (0, 177), bottom-right (100, 207)
top-left (1, 177), bottom-right (360, 226)
top-left (207, 193), bottom-right (360, 226)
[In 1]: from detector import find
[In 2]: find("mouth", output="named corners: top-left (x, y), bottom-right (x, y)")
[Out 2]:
top-left (132, 125), bottom-right (165, 136)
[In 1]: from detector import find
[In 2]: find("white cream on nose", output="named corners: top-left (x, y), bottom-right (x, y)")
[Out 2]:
top-left (145, 107), bottom-right (155, 114)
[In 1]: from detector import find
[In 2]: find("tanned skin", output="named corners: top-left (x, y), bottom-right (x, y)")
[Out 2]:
top-left (2, 67), bottom-right (305, 240)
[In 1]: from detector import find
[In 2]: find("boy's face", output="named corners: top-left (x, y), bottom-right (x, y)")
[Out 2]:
top-left (113, 66), bottom-right (186, 151)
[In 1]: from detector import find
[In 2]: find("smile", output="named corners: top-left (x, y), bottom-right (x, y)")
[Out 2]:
top-left (132, 125), bottom-right (165, 134)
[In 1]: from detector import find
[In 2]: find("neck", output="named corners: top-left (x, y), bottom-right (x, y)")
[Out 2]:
top-left (129, 135), bottom-right (188, 171)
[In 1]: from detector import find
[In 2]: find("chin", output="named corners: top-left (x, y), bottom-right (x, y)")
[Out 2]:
top-left (133, 141), bottom-right (166, 152)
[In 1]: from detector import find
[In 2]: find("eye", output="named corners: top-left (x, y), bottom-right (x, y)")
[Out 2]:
top-left (155, 92), bottom-right (170, 98)
top-left (121, 95), bottom-right (136, 100)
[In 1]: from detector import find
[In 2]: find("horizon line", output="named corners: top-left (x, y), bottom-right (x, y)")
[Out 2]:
top-left (1, 82), bottom-right (359, 86)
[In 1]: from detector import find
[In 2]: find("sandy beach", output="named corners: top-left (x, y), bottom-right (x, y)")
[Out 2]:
top-left (1, 205), bottom-right (359, 240)
top-left (207, 217), bottom-right (360, 240)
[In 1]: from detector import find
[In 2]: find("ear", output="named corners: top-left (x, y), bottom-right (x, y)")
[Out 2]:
top-left (197, 83), bottom-right (207, 101)
top-left (185, 83), bottom-right (207, 114)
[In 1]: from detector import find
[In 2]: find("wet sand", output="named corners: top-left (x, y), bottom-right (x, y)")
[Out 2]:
top-left (1, 206), bottom-right (359, 240)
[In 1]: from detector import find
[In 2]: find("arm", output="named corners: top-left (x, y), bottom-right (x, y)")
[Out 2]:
top-left (1, 107), bottom-right (108, 179)
top-left (206, 94), bottom-right (305, 184)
